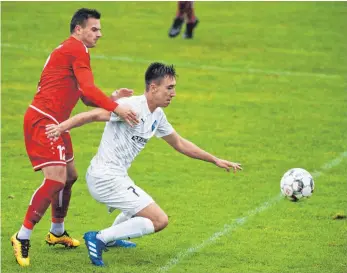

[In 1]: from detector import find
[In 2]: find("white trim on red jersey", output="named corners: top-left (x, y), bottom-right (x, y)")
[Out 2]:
top-left (66, 156), bottom-right (74, 163)
top-left (29, 105), bottom-right (59, 124)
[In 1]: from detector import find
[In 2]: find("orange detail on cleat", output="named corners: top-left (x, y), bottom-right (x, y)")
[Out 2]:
top-left (45, 231), bottom-right (80, 248)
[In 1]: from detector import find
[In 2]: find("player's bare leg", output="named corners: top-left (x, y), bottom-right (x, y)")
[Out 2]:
top-left (135, 203), bottom-right (168, 232)
top-left (46, 160), bottom-right (80, 248)
top-left (12, 165), bottom-right (66, 266)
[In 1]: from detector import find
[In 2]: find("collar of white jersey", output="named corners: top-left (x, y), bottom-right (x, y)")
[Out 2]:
top-left (140, 94), bottom-right (152, 115)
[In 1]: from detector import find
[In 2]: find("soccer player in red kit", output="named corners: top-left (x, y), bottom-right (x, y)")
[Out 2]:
top-left (168, 1), bottom-right (199, 39)
top-left (11, 8), bottom-right (139, 267)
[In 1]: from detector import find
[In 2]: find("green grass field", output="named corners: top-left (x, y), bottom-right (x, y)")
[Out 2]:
top-left (2, 2), bottom-right (347, 273)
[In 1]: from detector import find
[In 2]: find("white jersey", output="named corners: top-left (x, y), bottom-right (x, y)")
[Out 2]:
top-left (87, 95), bottom-right (174, 178)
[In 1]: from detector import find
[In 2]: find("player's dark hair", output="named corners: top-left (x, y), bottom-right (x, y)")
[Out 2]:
top-left (145, 62), bottom-right (177, 91)
top-left (70, 8), bottom-right (101, 34)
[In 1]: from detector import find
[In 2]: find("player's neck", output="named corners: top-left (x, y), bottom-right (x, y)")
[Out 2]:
top-left (144, 93), bottom-right (158, 113)
top-left (70, 34), bottom-right (85, 45)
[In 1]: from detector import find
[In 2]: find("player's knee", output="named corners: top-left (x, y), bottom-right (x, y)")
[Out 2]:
top-left (161, 213), bottom-right (169, 229)
top-left (66, 175), bottom-right (78, 188)
top-left (70, 174), bottom-right (78, 183)
top-left (46, 180), bottom-right (65, 196)
top-left (154, 213), bottom-right (169, 232)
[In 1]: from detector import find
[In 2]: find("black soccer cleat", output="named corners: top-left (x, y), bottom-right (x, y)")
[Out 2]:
top-left (168, 17), bottom-right (184, 38)
top-left (183, 18), bottom-right (199, 39)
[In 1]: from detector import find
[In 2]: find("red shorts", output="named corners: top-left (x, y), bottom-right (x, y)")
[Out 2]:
top-left (24, 107), bottom-right (74, 171)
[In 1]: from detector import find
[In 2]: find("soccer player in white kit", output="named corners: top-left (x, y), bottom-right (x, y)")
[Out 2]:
top-left (45, 62), bottom-right (242, 266)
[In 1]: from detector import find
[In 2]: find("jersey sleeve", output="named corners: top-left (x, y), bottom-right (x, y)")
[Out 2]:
top-left (155, 110), bottom-right (174, 138)
top-left (72, 46), bottom-right (118, 112)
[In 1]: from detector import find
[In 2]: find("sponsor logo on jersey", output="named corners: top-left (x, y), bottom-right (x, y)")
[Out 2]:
top-left (131, 135), bottom-right (148, 144)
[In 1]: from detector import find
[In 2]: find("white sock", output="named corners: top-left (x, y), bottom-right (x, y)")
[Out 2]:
top-left (106, 213), bottom-right (132, 245)
top-left (97, 217), bottom-right (154, 244)
top-left (50, 222), bottom-right (64, 236)
top-left (112, 212), bottom-right (130, 226)
top-left (17, 225), bottom-right (32, 240)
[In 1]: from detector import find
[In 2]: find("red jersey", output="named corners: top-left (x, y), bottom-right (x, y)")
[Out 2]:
top-left (30, 36), bottom-right (117, 123)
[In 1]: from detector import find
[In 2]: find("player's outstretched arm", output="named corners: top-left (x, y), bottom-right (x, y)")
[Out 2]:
top-left (162, 131), bottom-right (242, 173)
top-left (45, 108), bottom-right (111, 139)
top-left (110, 88), bottom-right (134, 101)
top-left (73, 58), bottom-right (138, 126)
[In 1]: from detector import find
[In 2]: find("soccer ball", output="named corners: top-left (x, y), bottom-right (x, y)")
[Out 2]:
top-left (280, 168), bottom-right (314, 201)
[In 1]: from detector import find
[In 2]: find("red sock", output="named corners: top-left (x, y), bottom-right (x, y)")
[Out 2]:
top-left (185, 2), bottom-right (196, 23)
top-left (176, 1), bottom-right (186, 18)
top-left (23, 179), bottom-right (65, 229)
top-left (51, 178), bottom-right (77, 221)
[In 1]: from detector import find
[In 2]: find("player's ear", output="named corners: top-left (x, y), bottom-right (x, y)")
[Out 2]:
top-left (150, 83), bottom-right (157, 93)
top-left (74, 25), bottom-right (82, 34)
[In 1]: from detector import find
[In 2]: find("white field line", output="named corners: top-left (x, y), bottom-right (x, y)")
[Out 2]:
top-left (158, 151), bottom-right (347, 272)
top-left (1, 43), bottom-right (341, 79)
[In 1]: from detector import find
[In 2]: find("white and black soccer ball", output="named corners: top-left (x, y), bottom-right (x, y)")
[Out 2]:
top-left (280, 168), bottom-right (315, 201)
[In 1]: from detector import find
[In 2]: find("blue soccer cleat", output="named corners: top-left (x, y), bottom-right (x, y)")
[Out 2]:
top-left (106, 239), bottom-right (137, 248)
top-left (83, 231), bottom-right (107, 266)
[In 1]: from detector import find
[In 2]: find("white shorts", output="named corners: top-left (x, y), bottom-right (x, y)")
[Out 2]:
top-left (85, 172), bottom-right (154, 218)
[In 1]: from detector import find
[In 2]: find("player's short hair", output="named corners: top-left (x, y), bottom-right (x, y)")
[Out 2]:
top-left (70, 8), bottom-right (101, 34)
top-left (145, 62), bottom-right (177, 91)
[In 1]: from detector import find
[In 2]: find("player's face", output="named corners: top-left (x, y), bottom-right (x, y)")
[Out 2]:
top-left (154, 76), bottom-right (176, 107)
top-left (80, 18), bottom-right (102, 48)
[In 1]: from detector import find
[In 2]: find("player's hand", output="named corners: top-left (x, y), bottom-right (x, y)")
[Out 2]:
top-left (111, 88), bottom-right (134, 101)
top-left (215, 159), bottom-right (242, 173)
top-left (45, 124), bottom-right (63, 141)
top-left (114, 104), bottom-right (139, 127)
